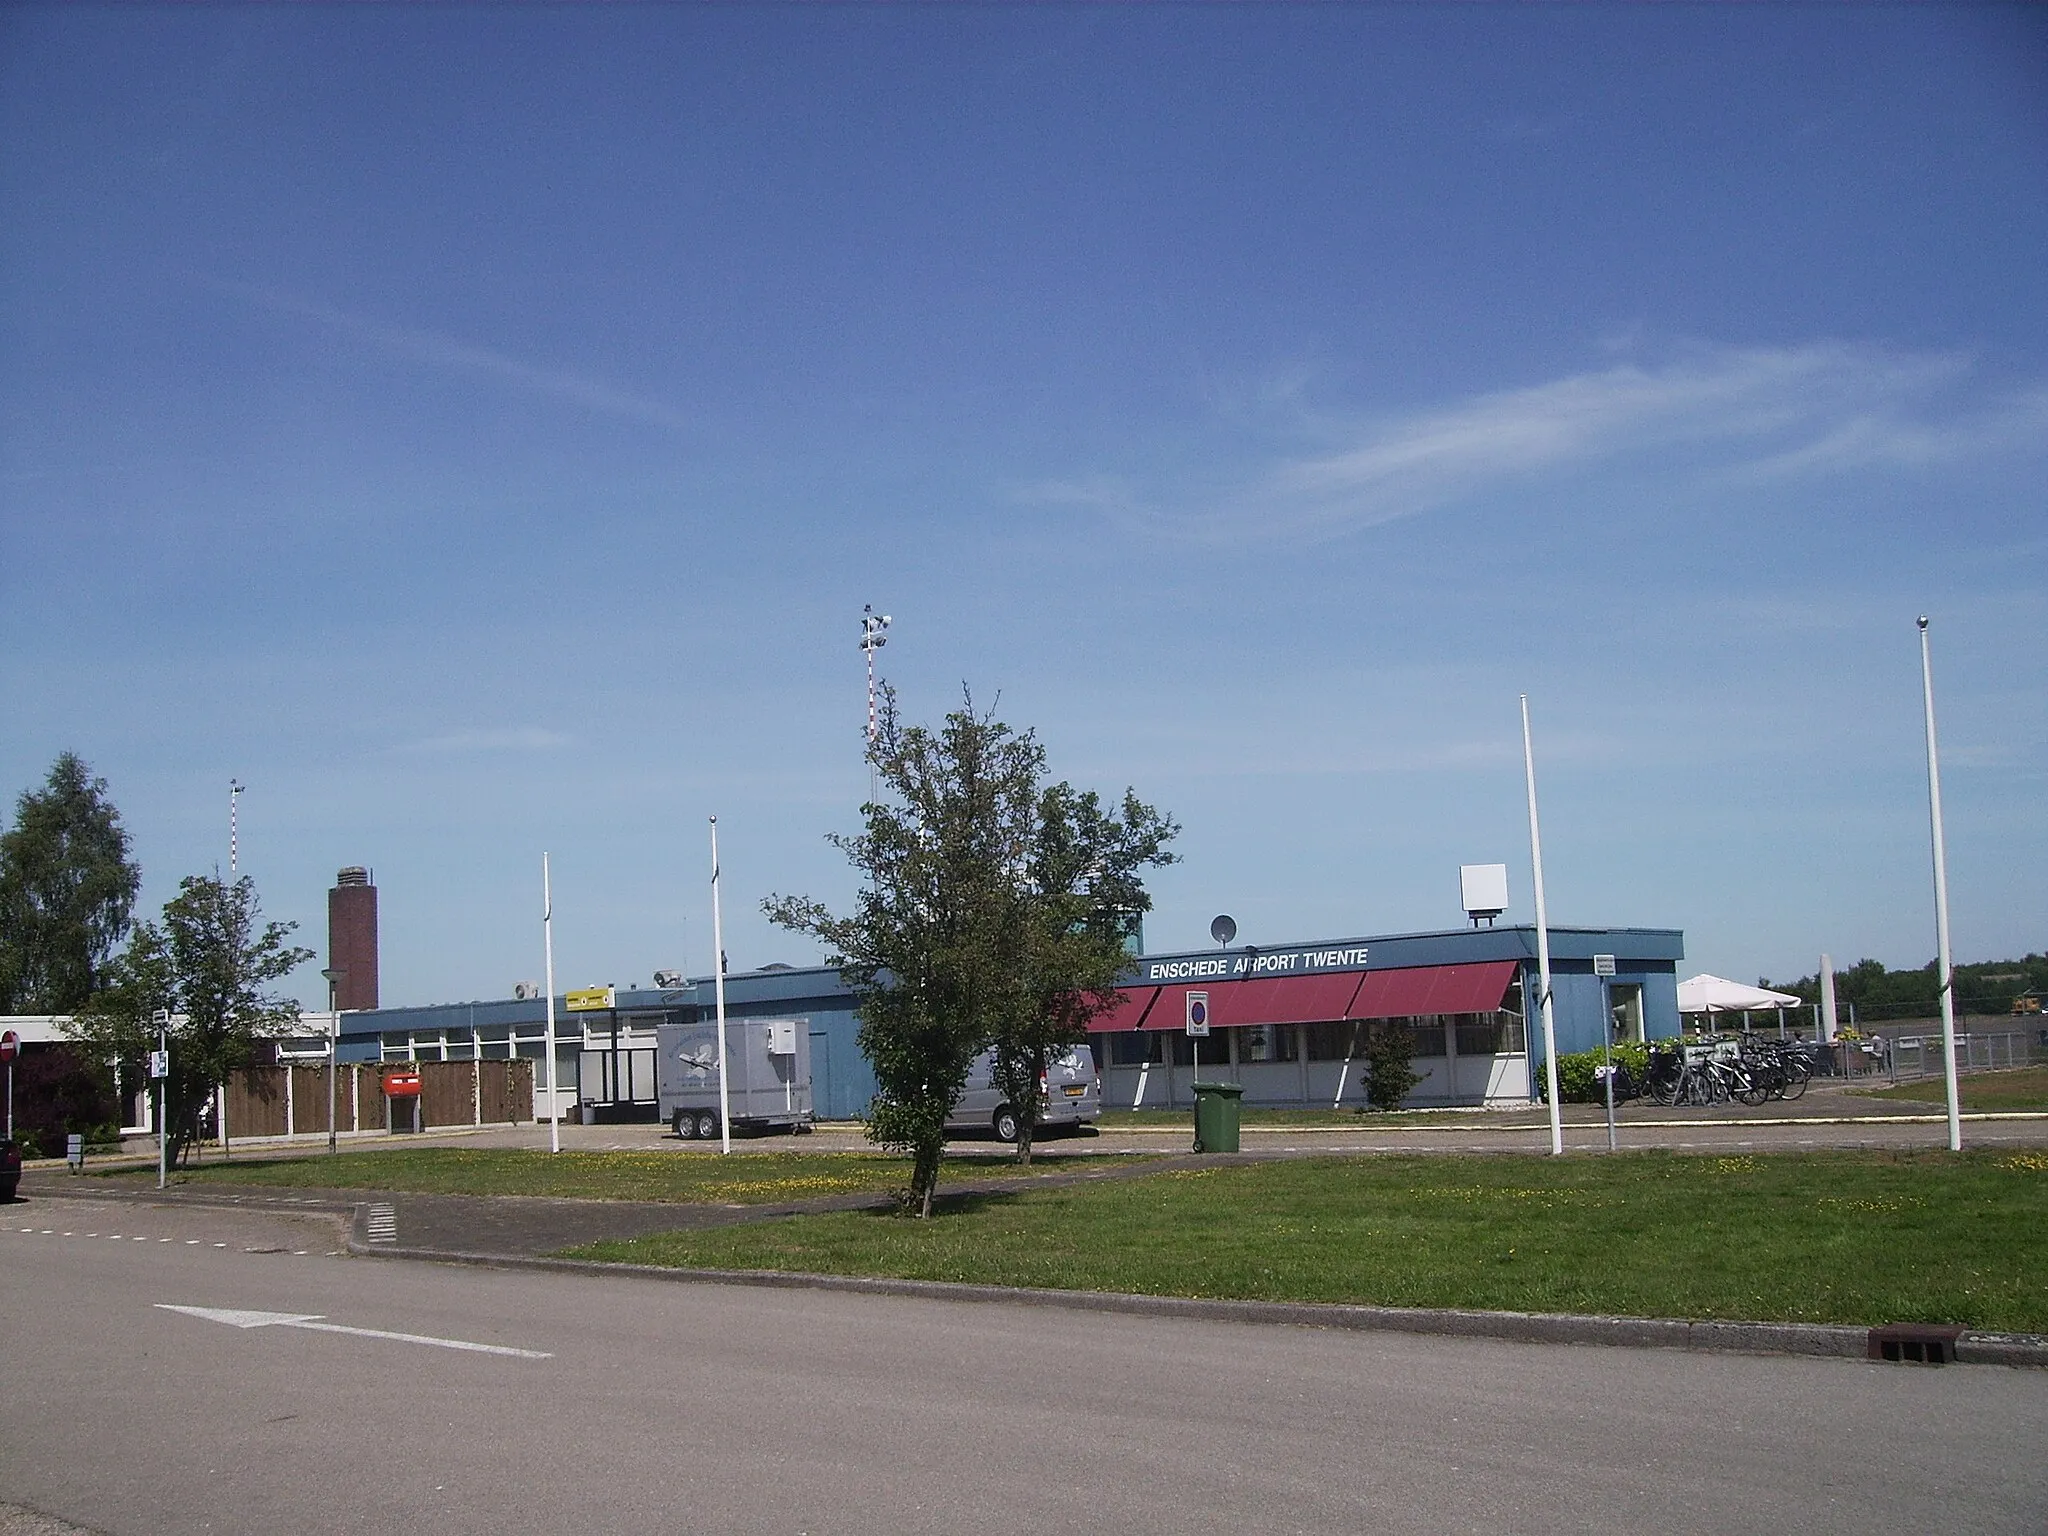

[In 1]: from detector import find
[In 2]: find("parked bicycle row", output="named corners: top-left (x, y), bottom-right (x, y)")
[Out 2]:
top-left (1593, 1035), bottom-right (1814, 1107)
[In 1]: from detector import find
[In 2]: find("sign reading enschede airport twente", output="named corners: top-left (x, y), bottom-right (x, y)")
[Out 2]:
top-left (564, 986), bottom-right (616, 1012)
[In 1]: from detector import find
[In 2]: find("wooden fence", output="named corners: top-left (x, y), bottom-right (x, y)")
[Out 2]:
top-left (214, 1059), bottom-right (532, 1144)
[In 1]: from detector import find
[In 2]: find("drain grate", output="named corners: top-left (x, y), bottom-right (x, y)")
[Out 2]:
top-left (365, 1204), bottom-right (398, 1244)
top-left (1867, 1323), bottom-right (1962, 1365)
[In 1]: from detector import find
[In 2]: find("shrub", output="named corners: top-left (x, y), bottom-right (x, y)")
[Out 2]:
top-left (1539, 1041), bottom-right (1651, 1103)
top-left (8, 1044), bottom-right (122, 1148)
top-left (1362, 1022), bottom-right (1422, 1112)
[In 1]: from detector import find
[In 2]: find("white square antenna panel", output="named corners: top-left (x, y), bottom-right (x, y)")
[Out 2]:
top-left (1459, 863), bottom-right (1510, 916)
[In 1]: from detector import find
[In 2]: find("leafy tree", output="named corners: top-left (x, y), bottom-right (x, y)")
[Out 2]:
top-left (766, 690), bottom-right (1175, 1213)
top-left (65, 875), bottom-right (312, 1169)
top-left (1766, 953), bottom-right (2048, 1021)
top-left (990, 779), bottom-right (1176, 1166)
top-left (0, 753), bottom-right (142, 1013)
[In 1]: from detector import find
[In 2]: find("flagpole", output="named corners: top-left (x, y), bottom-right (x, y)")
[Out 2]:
top-left (1522, 695), bottom-right (1564, 1156)
top-left (711, 816), bottom-right (732, 1155)
top-left (543, 853), bottom-right (560, 1155)
top-left (1918, 618), bottom-right (1962, 1152)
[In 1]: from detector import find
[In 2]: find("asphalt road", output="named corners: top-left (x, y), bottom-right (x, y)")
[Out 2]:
top-left (4, 1193), bottom-right (2045, 1535)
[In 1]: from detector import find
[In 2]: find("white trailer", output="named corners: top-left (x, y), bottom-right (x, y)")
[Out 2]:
top-left (656, 1017), bottom-right (813, 1139)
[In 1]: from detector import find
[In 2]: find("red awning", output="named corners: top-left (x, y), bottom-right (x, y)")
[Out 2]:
top-left (1085, 962), bottom-right (1518, 1031)
top-left (1087, 979), bottom-right (1236, 1033)
top-left (1226, 971), bottom-right (1366, 1026)
top-left (1088, 972), bottom-right (1363, 1032)
top-left (1088, 986), bottom-right (1159, 1031)
top-left (1349, 961), bottom-right (1517, 1019)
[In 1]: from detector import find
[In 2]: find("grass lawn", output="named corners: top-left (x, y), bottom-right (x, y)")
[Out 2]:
top-left (565, 1149), bottom-right (2048, 1332)
top-left (138, 1146), bottom-right (1129, 1205)
top-left (1854, 1066), bottom-right (2048, 1113)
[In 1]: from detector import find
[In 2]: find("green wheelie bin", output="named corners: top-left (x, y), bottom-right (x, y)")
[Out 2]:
top-left (1191, 1081), bottom-right (1244, 1153)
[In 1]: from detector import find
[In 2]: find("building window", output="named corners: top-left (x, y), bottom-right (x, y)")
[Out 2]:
top-left (1237, 1024), bottom-right (1297, 1063)
top-left (1304, 1020), bottom-right (1361, 1061)
top-left (1405, 1018), bottom-right (1446, 1058)
top-left (1106, 1031), bottom-right (1160, 1067)
top-left (1455, 1012), bottom-right (1527, 1056)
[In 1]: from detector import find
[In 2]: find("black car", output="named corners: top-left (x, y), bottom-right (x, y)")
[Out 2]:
top-left (0, 1137), bottom-right (21, 1201)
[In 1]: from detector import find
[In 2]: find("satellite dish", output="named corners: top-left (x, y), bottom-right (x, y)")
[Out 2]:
top-left (1210, 914), bottom-right (1238, 947)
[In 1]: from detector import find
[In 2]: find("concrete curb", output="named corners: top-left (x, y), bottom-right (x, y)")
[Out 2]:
top-left (344, 1214), bottom-right (2048, 1370)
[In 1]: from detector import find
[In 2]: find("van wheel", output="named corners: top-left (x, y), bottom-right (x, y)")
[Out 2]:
top-left (675, 1110), bottom-right (695, 1139)
top-left (993, 1107), bottom-right (1019, 1144)
top-left (696, 1111), bottom-right (719, 1140)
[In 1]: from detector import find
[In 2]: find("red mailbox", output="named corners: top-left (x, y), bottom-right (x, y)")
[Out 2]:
top-left (382, 1070), bottom-right (422, 1098)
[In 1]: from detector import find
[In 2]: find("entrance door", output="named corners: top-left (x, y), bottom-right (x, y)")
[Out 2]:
top-left (1608, 984), bottom-right (1645, 1044)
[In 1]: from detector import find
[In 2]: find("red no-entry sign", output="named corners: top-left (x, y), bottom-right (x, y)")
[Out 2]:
top-left (0, 1030), bottom-right (18, 1063)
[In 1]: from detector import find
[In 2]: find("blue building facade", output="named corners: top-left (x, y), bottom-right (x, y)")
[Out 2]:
top-left (338, 921), bottom-right (1680, 1119)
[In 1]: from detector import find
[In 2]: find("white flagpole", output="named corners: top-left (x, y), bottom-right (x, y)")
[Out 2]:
top-left (1522, 695), bottom-right (1564, 1156)
top-left (543, 853), bottom-right (560, 1155)
top-left (710, 817), bottom-right (732, 1155)
top-left (1918, 618), bottom-right (1962, 1152)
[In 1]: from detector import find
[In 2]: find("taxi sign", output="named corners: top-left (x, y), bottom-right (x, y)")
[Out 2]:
top-left (1185, 990), bottom-right (1210, 1037)
top-left (564, 986), bottom-right (616, 1012)
top-left (382, 1070), bottom-right (423, 1097)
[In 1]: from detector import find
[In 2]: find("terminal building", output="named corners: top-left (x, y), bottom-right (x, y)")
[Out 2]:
top-left (333, 922), bottom-right (1683, 1122)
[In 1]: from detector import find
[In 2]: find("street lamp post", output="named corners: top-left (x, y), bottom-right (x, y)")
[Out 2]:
top-left (1917, 617), bottom-right (1962, 1152)
top-left (710, 817), bottom-right (732, 1155)
top-left (152, 1008), bottom-right (171, 1190)
top-left (542, 854), bottom-right (560, 1156)
top-left (321, 967), bottom-right (347, 1154)
top-left (1521, 695), bottom-right (1564, 1157)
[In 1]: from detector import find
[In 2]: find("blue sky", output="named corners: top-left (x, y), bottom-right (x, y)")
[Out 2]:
top-left (3, 6), bottom-right (2043, 1009)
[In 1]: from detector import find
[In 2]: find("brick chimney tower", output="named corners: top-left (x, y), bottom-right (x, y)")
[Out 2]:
top-left (328, 867), bottom-right (379, 1011)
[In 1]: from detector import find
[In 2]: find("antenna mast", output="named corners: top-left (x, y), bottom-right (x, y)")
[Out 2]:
top-left (229, 779), bottom-right (244, 876)
top-left (859, 604), bottom-right (892, 804)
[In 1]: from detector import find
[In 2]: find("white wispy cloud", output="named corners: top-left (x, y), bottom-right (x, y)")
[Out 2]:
top-left (210, 281), bottom-right (694, 432)
top-left (1028, 342), bottom-right (2048, 544)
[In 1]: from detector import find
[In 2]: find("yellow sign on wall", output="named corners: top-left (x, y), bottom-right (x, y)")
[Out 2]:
top-left (564, 986), bottom-right (616, 1012)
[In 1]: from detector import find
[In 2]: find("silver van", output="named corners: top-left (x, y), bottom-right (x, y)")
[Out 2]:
top-left (945, 1043), bottom-right (1100, 1142)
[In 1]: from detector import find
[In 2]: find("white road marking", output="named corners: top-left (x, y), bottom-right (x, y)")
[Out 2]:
top-left (155, 1305), bottom-right (552, 1359)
